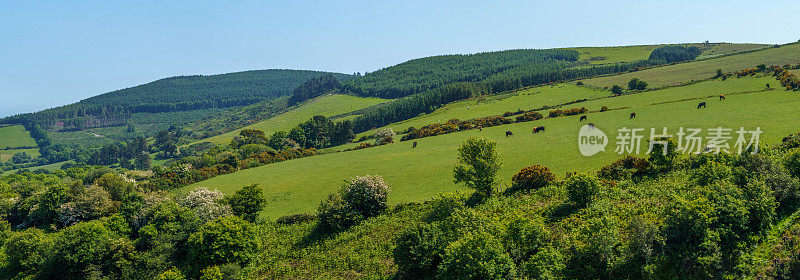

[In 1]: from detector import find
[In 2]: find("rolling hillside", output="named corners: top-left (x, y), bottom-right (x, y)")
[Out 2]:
top-left (580, 43), bottom-right (800, 88)
top-left (183, 75), bottom-right (795, 218)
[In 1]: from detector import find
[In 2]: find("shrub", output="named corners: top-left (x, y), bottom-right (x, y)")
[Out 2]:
top-left (514, 111), bottom-right (543, 123)
top-left (317, 192), bottom-right (361, 231)
top-left (199, 263), bottom-right (242, 280)
top-left (566, 173), bottom-right (601, 207)
top-left (156, 267), bottom-right (187, 280)
top-left (394, 223), bottom-right (447, 279)
top-left (425, 193), bottom-right (465, 222)
top-left (521, 246), bottom-right (565, 279)
top-left (785, 151), bottom-right (800, 178)
top-left (47, 220), bottom-right (136, 280)
top-left (343, 175), bottom-right (391, 217)
top-left (692, 161), bottom-right (731, 186)
top-left (180, 187), bottom-right (232, 224)
top-left (57, 185), bottom-right (114, 226)
top-left (437, 232), bottom-right (517, 280)
top-left (95, 173), bottom-right (136, 201)
top-left (597, 156), bottom-right (650, 180)
top-left (509, 165), bottom-right (556, 193)
top-left (610, 85), bottom-right (623, 94)
top-left (275, 213), bottom-right (316, 225)
top-left (187, 216), bottom-right (260, 272)
top-left (503, 216), bottom-right (549, 264)
top-left (226, 184), bottom-right (266, 222)
top-left (454, 138), bottom-right (502, 197)
top-left (373, 128), bottom-right (396, 145)
top-left (627, 78), bottom-right (647, 91)
top-left (600, 106), bottom-right (609, 112)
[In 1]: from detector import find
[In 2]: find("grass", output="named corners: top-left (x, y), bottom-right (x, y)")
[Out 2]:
top-left (0, 125), bottom-right (37, 149)
top-left (192, 94), bottom-right (387, 146)
top-left (182, 76), bottom-right (800, 219)
top-left (1, 160), bottom-right (72, 176)
top-left (580, 43), bottom-right (800, 88)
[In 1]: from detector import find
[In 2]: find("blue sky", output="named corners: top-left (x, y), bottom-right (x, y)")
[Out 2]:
top-left (1, 0), bottom-right (798, 117)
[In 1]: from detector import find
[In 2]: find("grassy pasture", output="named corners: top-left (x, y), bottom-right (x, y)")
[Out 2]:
top-left (0, 125), bottom-right (37, 149)
top-left (580, 43), bottom-right (800, 88)
top-left (192, 94), bottom-right (387, 146)
top-left (184, 76), bottom-right (799, 218)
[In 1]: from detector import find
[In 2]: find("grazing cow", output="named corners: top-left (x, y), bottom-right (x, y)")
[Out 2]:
top-left (630, 112), bottom-right (636, 119)
top-left (506, 131), bottom-right (514, 137)
top-left (719, 94), bottom-right (726, 100)
top-left (478, 126), bottom-right (483, 131)
top-left (532, 126), bottom-right (546, 133)
top-left (579, 115), bottom-right (588, 122)
top-left (766, 83), bottom-right (770, 89)
top-left (697, 102), bottom-right (707, 109)
top-left (412, 141), bottom-right (417, 148)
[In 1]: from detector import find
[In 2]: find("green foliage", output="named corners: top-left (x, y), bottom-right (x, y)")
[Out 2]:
top-left (47, 220), bottom-right (136, 280)
top-left (785, 151), bottom-right (800, 178)
top-left (187, 216), bottom-right (259, 272)
top-left (649, 45), bottom-right (702, 63)
top-left (611, 84), bottom-right (624, 94)
top-left (454, 137), bottom-right (502, 197)
top-left (393, 223), bottom-right (447, 279)
top-left (156, 267), bottom-right (187, 280)
top-left (627, 77), bottom-right (648, 91)
top-left (503, 216), bottom-right (548, 264)
top-left (566, 173), bottom-right (601, 207)
top-left (226, 184), bottom-right (266, 222)
top-left (318, 175), bottom-right (390, 231)
top-left (5, 228), bottom-right (52, 273)
top-left (95, 173), bottom-right (135, 201)
top-left (692, 161), bottom-right (732, 186)
top-left (509, 164), bottom-right (555, 193)
top-left (436, 231), bottom-right (517, 280)
top-left (288, 73), bottom-right (342, 105)
top-left (647, 136), bottom-right (678, 170)
top-left (288, 115), bottom-right (355, 149)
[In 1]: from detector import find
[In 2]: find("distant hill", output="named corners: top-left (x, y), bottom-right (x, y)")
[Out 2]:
top-left (1, 69), bottom-right (354, 131)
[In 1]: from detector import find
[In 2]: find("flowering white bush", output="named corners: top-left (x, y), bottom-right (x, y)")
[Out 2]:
top-left (343, 175), bottom-right (391, 217)
top-left (180, 187), bottom-right (232, 224)
top-left (57, 185), bottom-right (113, 226)
top-left (373, 128), bottom-right (396, 145)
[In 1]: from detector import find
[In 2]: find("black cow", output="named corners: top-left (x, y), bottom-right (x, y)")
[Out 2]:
top-left (630, 112), bottom-right (636, 119)
top-left (506, 131), bottom-right (514, 137)
top-left (719, 95), bottom-right (726, 100)
top-left (412, 141), bottom-right (417, 148)
top-left (532, 126), bottom-right (545, 133)
top-left (579, 115), bottom-right (588, 122)
top-left (697, 102), bottom-right (707, 109)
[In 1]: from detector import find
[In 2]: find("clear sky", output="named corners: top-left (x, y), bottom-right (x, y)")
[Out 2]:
top-left (1, 0), bottom-right (798, 117)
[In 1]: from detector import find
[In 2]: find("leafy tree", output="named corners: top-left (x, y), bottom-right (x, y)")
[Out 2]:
top-left (648, 45), bottom-right (701, 63)
top-left (454, 137), bottom-right (502, 197)
top-left (437, 232), bottom-right (517, 280)
top-left (509, 164), bottom-right (555, 193)
top-left (394, 223), bottom-right (447, 279)
top-left (287, 73), bottom-right (342, 105)
top-left (5, 228), bottom-right (53, 274)
top-left (135, 151), bottom-right (152, 170)
top-left (46, 220), bottom-right (136, 280)
top-left (611, 85), bottom-right (624, 95)
top-left (226, 184), bottom-right (267, 222)
top-left (95, 173), bottom-right (135, 201)
top-left (627, 78), bottom-right (648, 91)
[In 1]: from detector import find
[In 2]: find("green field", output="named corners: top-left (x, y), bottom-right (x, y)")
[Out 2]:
top-left (0, 125), bottom-right (37, 149)
top-left (183, 75), bottom-right (799, 218)
top-left (192, 94), bottom-right (387, 146)
top-left (580, 43), bottom-right (800, 88)
top-left (1, 160), bottom-right (71, 176)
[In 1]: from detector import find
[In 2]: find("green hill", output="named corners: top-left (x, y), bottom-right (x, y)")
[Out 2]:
top-left (2, 70), bottom-right (354, 132)
top-left (184, 75), bottom-right (797, 218)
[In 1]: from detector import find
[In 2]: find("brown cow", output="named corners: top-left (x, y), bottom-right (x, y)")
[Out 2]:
top-left (719, 95), bottom-right (726, 100)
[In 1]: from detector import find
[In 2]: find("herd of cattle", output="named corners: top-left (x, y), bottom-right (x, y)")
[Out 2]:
top-left (415, 94), bottom-right (729, 146)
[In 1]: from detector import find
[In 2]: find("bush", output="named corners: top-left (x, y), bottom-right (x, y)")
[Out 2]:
top-left (509, 165), bottom-right (556, 193)
top-left (394, 223), bottom-right (447, 279)
top-left (156, 267), bottom-right (187, 280)
top-left (317, 192), bottom-right (361, 231)
top-left (425, 193), bottom-right (465, 222)
top-left (611, 85), bottom-right (623, 94)
top-left (343, 175), bottom-right (391, 218)
top-left (275, 213), bottom-right (316, 225)
top-left (373, 128), bottom-right (396, 145)
top-left (566, 173), bottom-right (601, 207)
top-left (57, 185), bottom-right (114, 226)
top-left (187, 216), bottom-right (260, 272)
top-left (436, 232), bottom-right (517, 280)
top-left (95, 173), bottom-right (136, 201)
top-left (47, 220), bottom-right (136, 280)
top-left (785, 151), bottom-right (800, 178)
top-left (692, 161), bottom-right (731, 186)
top-left (597, 156), bottom-right (650, 180)
top-left (627, 78), bottom-right (647, 91)
top-left (600, 106), bottom-right (609, 112)
top-left (199, 263), bottom-right (243, 280)
top-left (226, 184), bottom-right (266, 222)
top-left (180, 187), bottom-right (232, 224)
top-left (503, 216), bottom-right (549, 264)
